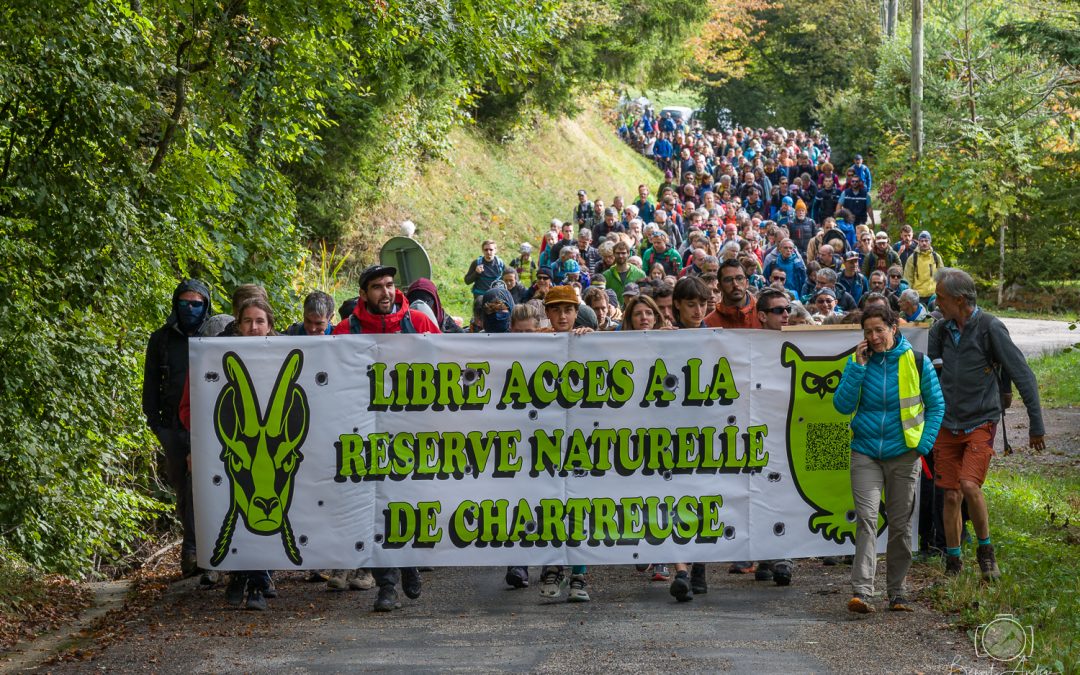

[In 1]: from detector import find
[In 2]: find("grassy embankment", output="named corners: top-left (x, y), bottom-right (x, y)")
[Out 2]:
top-left (355, 107), bottom-right (662, 318)
top-left (921, 346), bottom-right (1079, 673)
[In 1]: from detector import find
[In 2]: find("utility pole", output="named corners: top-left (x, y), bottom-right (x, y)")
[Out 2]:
top-left (911, 0), bottom-right (924, 158)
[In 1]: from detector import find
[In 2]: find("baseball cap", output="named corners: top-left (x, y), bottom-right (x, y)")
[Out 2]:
top-left (875, 231), bottom-right (889, 241)
top-left (520, 242), bottom-right (532, 253)
top-left (537, 266), bottom-right (553, 279)
top-left (844, 250), bottom-right (860, 261)
top-left (854, 154), bottom-right (863, 160)
top-left (563, 260), bottom-right (581, 275)
top-left (577, 189), bottom-right (587, 197)
top-left (358, 264), bottom-right (397, 291)
top-left (918, 230), bottom-right (932, 241)
top-left (544, 285), bottom-right (579, 307)
top-left (813, 287), bottom-right (837, 300)
top-left (622, 283), bottom-right (641, 298)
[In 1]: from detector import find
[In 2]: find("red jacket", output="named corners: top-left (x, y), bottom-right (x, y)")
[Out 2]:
top-left (704, 296), bottom-right (761, 329)
top-left (331, 290), bottom-right (442, 335)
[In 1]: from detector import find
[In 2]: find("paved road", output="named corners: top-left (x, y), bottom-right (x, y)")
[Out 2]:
top-left (999, 317), bottom-right (1076, 359)
top-left (45, 564), bottom-right (976, 674)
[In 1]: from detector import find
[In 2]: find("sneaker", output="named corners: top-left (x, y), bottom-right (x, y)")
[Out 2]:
top-left (669, 571), bottom-right (693, 602)
top-left (690, 563), bottom-right (708, 595)
top-left (505, 566), bottom-right (529, 589)
top-left (374, 585), bottom-right (400, 612)
top-left (263, 578), bottom-right (277, 598)
top-left (728, 561), bottom-right (754, 574)
top-left (847, 594), bottom-right (874, 614)
top-left (349, 569), bottom-right (375, 591)
top-left (976, 544), bottom-right (1000, 581)
top-left (305, 570), bottom-right (329, 583)
top-left (821, 556), bottom-right (840, 566)
top-left (244, 586), bottom-right (267, 611)
top-left (181, 551), bottom-right (198, 578)
top-left (401, 567), bottom-right (422, 599)
top-left (225, 574), bottom-right (247, 606)
top-left (755, 561), bottom-right (774, 581)
top-left (199, 570), bottom-right (220, 587)
top-left (651, 564), bottom-right (671, 582)
top-left (772, 561), bottom-right (793, 587)
top-left (538, 568), bottom-right (567, 598)
top-left (889, 596), bottom-right (915, 612)
top-left (326, 570), bottom-right (349, 591)
top-left (567, 574), bottom-right (590, 603)
top-left (945, 554), bottom-right (963, 576)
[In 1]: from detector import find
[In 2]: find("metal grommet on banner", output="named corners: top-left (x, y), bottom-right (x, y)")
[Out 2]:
top-left (661, 470), bottom-right (673, 481)
top-left (204, 371), bottom-right (219, 382)
top-left (572, 468), bottom-right (586, 477)
top-left (723, 526), bottom-right (736, 540)
top-left (212, 475), bottom-right (222, 486)
top-left (528, 410), bottom-right (538, 421)
top-left (845, 510), bottom-right (857, 523)
top-left (727, 415), bottom-right (736, 425)
top-left (315, 372), bottom-right (328, 386)
top-left (298, 535), bottom-right (308, 546)
top-left (773, 522), bottom-right (786, 536)
top-left (461, 368), bottom-right (479, 385)
top-left (767, 472), bottom-right (782, 483)
top-left (355, 541), bottom-right (364, 551)
top-left (374, 533), bottom-right (384, 543)
top-left (663, 374), bottom-right (678, 391)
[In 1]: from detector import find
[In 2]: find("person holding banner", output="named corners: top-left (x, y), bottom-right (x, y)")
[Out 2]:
top-left (333, 264), bottom-right (440, 611)
top-left (833, 304), bottom-right (944, 614)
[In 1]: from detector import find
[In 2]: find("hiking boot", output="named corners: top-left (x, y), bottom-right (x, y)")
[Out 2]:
top-left (755, 561), bottom-right (774, 581)
top-left (728, 561), bottom-right (754, 574)
top-left (889, 596), bottom-right (915, 612)
top-left (401, 567), bottom-right (422, 599)
top-left (326, 570), bottom-right (349, 591)
top-left (538, 567), bottom-right (567, 598)
top-left (225, 574), bottom-right (247, 606)
top-left (567, 574), bottom-right (590, 603)
top-left (505, 566), bottom-right (529, 589)
top-left (244, 586), bottom-right (267, 611)
top-left (847, 594), bottom-right (874, 614)
top-left (374, 585), bottom-right (400, 612)
top-left (651, 564), bottom-right (671, 582)
top-left (821, 556), bottom-right (840, 566)
top-left (976, 544), bottom-right (1001, 581)
top-left (199, 570), bottom-right (220, 587)
top-left (263, 578), bottom-right (277, 598)
top-left (690, 563), bottom-right (708, 595)
top-left (945, 554), bottom-right (963, 576)
top-left (772, 561), bottom-right (793, 587)
top-left (669, 571), bottom-right (693, 602)
top-left (305, 570), bottom-right (329, 583)
top-left (349, 569), bottom-right (375, 591)
top-left (181, 551), bottom-right (198, 578)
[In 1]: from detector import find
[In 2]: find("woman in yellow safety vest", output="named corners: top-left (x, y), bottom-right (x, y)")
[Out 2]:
top-left (833, 304), bottom-right (945, 614)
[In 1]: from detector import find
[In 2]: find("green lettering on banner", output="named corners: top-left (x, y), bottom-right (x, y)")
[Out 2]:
top-left (499, 362), bottom-right (532, 407)
top-left (464, 362), bottom-right (491, 407)
top-left (591, 498), bottom-right (618, 544)
top-left (436, 362), bottom-right (465, 407)
top-left (367, 363), bottom-right (394, 409)
top-left (560, 361), bottom-right (585, 404)
top-left (609, 360), bottom-right (635, 404)
top-left (684, 358), bottom-right (709, 403)
top-left (533, 361), bottom-right (561, 405)
top-left (416, 431), bottom-right (440, 474)
top-left (537, 498), bottom-right (567, 543)
top-left (411, 363), bottom-right (436, 405)
top-left (532, 429), bottom-right (564, 476)
top-left (335, 433), bottom-right (365, 482)
top-left (495, 431), bottom-right (524, 475)
top-left (699, 495), bottom-right (725, 540)
top-left (451, 500), bottom-right (478, 545)
top-left (416, 501), bottom-right (442, 546)
top-left (708, 358), bottom-right (740, 402)
top-left (618, 497), bottom-right (646, 541)
top-left (508, 498), bottom-right (539, 543)
top-left (641, 359), bottom-right (676, 406)
top-left (745, 424), bottom-right (770, 468)
top-left (563, 429), bottom-right (593, 471)
top-left (384, 502), bottom-right (416, 547)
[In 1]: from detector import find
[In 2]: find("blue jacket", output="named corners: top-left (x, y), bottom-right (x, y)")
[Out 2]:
top-left (833, 334), bottom-right (945, 459)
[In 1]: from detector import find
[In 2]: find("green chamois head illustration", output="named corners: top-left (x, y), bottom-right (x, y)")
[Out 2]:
top-left (781, 342), bottom-right (884, 545)
top-left (210, 349), bottom-right (308, 566)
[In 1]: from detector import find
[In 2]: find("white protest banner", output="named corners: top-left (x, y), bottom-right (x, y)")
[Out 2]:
top-left (190, 328), bottom-right (928, 570)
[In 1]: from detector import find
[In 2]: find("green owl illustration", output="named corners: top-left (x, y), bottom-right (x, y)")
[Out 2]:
top-left (781, 342), bottom-right (883, 544)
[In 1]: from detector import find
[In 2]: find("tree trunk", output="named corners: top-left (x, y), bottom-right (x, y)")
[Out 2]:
top-left (887, 0), bottom-right (898, 37)
top-left (911, 0), bottom-right (923, 158)
top-left (998, 218), bottom-right (1006, 305)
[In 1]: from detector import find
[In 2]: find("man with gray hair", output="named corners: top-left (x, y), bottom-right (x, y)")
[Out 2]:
top-left (898, 288), bottom-right (929, 323)
top-left (928, 268), bottom-right (1046, 581)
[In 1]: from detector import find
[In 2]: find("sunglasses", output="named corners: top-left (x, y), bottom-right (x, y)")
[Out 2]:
top-left (889, 274), bottom-right (901, 278)
top-left (537, 275), bottom-right (551, 281)
top-left (765, 305), bottom-right (793, 315)
top-left (771, 276), bottom-right (786, 282)
top-left (178, 300), bottom-right (205, 309)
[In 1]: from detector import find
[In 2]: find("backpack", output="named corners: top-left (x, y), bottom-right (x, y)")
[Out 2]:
top-left (348, 309), bottom-right (416, 334)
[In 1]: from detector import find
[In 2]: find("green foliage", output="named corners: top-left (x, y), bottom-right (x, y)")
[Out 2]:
top-left (921, 468), bottom-right (1080, 673)
top-left (693, 0), bottom-right (881, 131)
top-left (1029, 347), bottom-right (1080, 407)
top-left (824, 0), bottom-right (1080, 284)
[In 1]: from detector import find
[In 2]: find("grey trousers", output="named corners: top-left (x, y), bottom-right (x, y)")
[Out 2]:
top-left (850, 450), bottom-right (920, 598)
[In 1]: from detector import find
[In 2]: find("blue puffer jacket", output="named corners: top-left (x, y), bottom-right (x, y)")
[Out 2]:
top-left (833, 334), bottom-right (945, 459)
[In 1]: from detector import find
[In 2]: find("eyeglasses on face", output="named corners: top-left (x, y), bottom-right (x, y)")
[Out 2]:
top-left (765, 305), bottom-right (793, 315)
top-left (721, 275), bottom-right (747, 284)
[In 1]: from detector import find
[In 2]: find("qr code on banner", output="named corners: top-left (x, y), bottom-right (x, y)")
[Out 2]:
top-left (805, 423), bottom-right (851, 471)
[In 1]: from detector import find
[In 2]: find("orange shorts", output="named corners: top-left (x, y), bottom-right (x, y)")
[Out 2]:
top-left (932, 423), bottom-right (994, 490)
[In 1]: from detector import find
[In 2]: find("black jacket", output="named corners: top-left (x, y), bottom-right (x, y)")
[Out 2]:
top-left (142, 279), bottom-right (212, 431)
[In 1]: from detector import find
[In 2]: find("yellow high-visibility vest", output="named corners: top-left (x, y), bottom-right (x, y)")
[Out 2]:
top-left (897, 350), bottom-right (925, 448)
